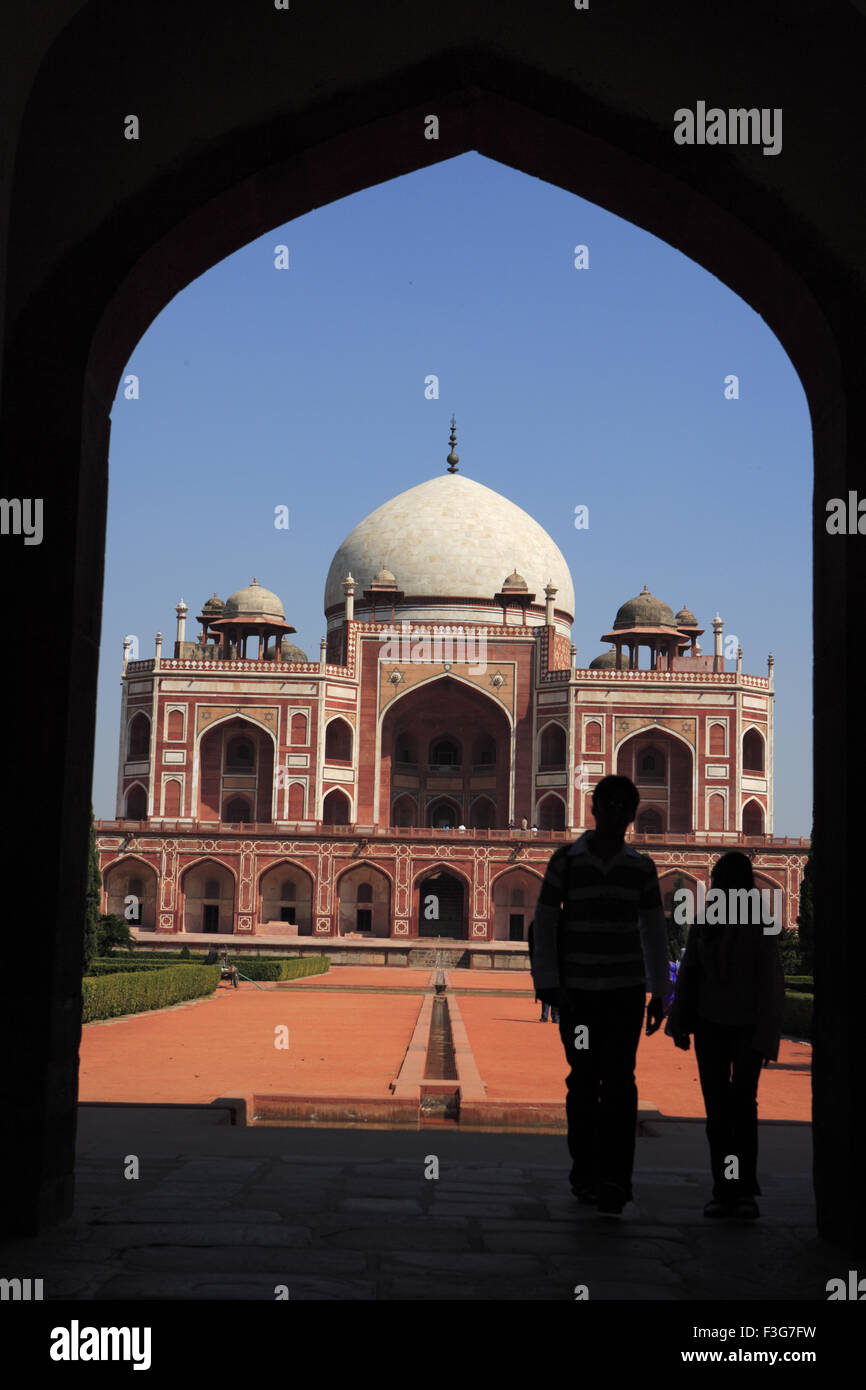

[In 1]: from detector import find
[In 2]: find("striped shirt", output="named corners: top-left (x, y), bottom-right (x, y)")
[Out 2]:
top-left (530, 832), bottom-right (669, 995)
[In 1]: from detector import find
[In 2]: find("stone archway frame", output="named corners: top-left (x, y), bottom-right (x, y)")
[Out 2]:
top-left (414, 861), bottom-right (473, 940)
top-left (120, 779), bottom-right (149, 820)
top-left (178, 853), bottom-right (239, 935)
top-left (613, 723), bottom-right (697, 835)
top-left (376, 669), bottom-right (515, 826)
top-left (333, 860), bottom-right (394, 938)
top-left (192, 709), bottom-right (280, 824)
top-left (101, 851), bottom-right (160, 924)
top-left (257, 857), bottom-right (316, 933)
top-left (4, 27), bottom-right (852, 1240)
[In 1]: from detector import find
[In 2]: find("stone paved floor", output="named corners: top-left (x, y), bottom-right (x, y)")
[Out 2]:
top-left (0, 1107), bottom-right (842, 1301)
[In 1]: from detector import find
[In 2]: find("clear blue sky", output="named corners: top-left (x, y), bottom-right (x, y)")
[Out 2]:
top-left (94, 152), bottom-right (812, 835)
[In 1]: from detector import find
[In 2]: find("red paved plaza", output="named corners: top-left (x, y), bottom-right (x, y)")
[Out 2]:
top-left (79, 967), bottom-right (811, 1121)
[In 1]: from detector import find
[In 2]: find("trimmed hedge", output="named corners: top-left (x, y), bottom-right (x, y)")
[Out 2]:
top-left (782, 991), bottom-right (813, 1041)
top-left (86, 959), bottom-right (179, 976)
top-left (785, 976), bottom-right (814, 993)
top-left (82, 964), bottom-right (220, 1022)
top-left (237, 956), bottom-right (330, 982)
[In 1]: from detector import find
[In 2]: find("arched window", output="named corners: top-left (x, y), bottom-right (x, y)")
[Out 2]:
top-left (127, 712), bottom-right (150, 758)
top-left (538, 795), bottom-right (566, 831)
top-left (742, 800), bottom-right (764, 835)
top-left (429, 798), bottom-right (460, 828)
top-left (708, 723), bottom-right (726, 756)
top-left (167, 709), bottom-right (184, 740)
top-left (637, 746), bottom-right (665, 780)
top-left (126, 874), bottom-right (143, 924)
top-left (223, 796), bottom-right (251, 823)
top-left (539, 724), bottom-right (566, 768)
top-left (290, 712), bottom-right (308, 746)
top-left (510, 887), bottom-right (525, 907)
top-left (281, 880), bottom-right (296, 900)
top-left (585, 720), bottom-right (602, 753)
top-left (470, 796), bottom-right (495, 830)
top-left (163, 779), bottom-right (182, 817)
top-left (287, 782), bottom-right (305, 819)
top-left (125, 784), bottom-right (147, 820)
top-left (322, 789), bottom-right (351, 826)
top-left (430, 738), bottom-right (460, 767)
top-left (325, 718), bottom-right (352, 762)
top-left (392, 794), bottom-right (417, 827)
top-left (204, 877), bottom-right (220, 898)
top-left (227, 737), bottom-right (254, 770)
top-left (742, 729), bottom-right (764, 773)
top-left (708, 793), bottom-right (725, 831)
top-left (357, 882), bottom-right (373, 903)
top-left (636, 807), bottom-right (663, 834)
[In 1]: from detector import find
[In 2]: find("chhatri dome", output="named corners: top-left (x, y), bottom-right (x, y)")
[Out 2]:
top-left (324, 420), bottom-right (575, 629)
top-left (223, 578), bottom-right (286, 623)
top-left (613, 585), bottom-right (677, 630)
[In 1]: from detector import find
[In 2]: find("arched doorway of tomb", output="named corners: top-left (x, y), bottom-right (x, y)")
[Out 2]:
top-left (391, 793), bottom-right (417, 827)
top-left (470, 795), bottom-right (496, 830)
top-left (428, 797), bottom-right (462, 829)
top-left (752, 869), bottom-right (786, 931)
top-left (126, 711), bottom-right (150, 759)
top-left (537, 793), bottom-right (566, 831)
top-left (416, 867), bottom-right (467, 939)
top-left (322, 788), bottom-right (352, 826)
top-left (181, 858), bottom-right (236, 934)
top-left (742, 799), bottom-right (765, 836)
top-left (223, 795), bottom-right (252, 824)
top-left (123, 782), bottom-right (148, 820)
top-left (491, 866), bottom-right (544, 941)
top-left (324, 716), bottom-right (353, 765)
top-left (617, 728), bottom-right (694, 833)
top-left (538, 721), bottom-right (567, 771)
top-left (742, 727), bottom-right (766, 774)
top-left (379, 674), bottom-right (511, 831)
top-left (258, 861), bottom-right (314, 936)
top-left (657, 869), bottom-right (700, 926)
top-left (336, 864), bottom-right (392, 937)
top-left (196, 715), bottom-right (275, 824)
top-left (635, 805), bottom-right (664, 835)
top-left (103, 856), bottom-right (158, 931)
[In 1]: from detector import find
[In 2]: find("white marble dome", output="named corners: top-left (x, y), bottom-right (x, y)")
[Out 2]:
top-left (324, 473), bottom-right (575, 618)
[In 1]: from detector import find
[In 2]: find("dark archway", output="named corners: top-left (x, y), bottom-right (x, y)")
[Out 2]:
top-left (322, 788), bottom-right (351, 827)
top-left (2, 4), bottom-right (858, 1248)
top-left (418, 869), bottom-right (466, 939)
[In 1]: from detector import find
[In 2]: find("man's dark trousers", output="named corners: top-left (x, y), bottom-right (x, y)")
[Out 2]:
top-left (693, 1019), bottom-right (764, 1200)
top-left (557, 984), bottom-right (646, 1195)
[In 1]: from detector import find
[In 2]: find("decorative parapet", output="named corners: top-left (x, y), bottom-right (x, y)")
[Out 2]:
top-left (126, 658), bottom-right (351, 676)
top-left (94, 818), bottom-right (809, 848)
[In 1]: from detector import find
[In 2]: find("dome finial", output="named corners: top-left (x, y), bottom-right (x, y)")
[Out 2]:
top-left (446, 415), bottom-right (459, 473)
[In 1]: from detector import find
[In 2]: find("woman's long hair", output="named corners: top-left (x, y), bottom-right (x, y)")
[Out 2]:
top-left (701, 851), bottom-right (757, 978)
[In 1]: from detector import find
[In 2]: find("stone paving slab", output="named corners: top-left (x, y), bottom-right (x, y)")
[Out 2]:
top-left (0, 1107), bottom-right (843, 1302)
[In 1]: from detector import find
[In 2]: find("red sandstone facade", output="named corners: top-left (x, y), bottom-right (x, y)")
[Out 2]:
top-left (96, 449), bottom-right (808, 941)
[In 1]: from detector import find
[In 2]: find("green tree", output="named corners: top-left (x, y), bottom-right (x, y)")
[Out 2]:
top-left (82, 804), bottom-right (101, 975)
top-left (97, 912), bottom-right (135, 957)
top-left (796, 820), bottom-right (814, 975)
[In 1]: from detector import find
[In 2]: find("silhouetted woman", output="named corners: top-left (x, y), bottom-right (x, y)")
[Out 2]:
top-left (665, 851), bottom-right (784, 1219)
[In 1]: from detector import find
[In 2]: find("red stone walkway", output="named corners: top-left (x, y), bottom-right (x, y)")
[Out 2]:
top-left (78, 965), bottom-right (811, 1121)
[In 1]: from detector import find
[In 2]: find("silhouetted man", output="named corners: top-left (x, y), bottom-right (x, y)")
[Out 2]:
top-left (531, 775), bottom-right (668, 1213)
